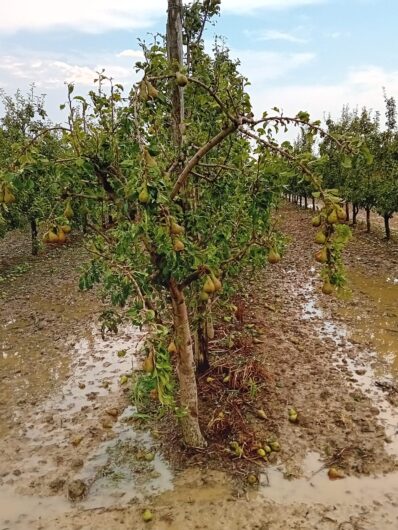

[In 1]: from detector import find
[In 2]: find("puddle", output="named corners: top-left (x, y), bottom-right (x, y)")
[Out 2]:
top-left (338, 270), bottom-right (398, 375)
top-left (261, 452), bottom-right (398, 523)
top-left (299, 271), bottom-right (398, 456)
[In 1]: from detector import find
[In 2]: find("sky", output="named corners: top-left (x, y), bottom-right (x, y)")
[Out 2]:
top-left (0, 0), bottom-right (397, 128)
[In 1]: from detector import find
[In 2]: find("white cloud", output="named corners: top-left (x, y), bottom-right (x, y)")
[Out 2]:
top-left (1, 0), bottom-right (325, 33)
top-left (235, 50), bottom-right (315, 83)
top-left (248, 66), bottom-right (398, 127)
top-left (246, 29), bottom-right (308, 43)
top-left (117, 49), bottom-right (145, 59)
top-left (0, 53), bottom-right (137, 89)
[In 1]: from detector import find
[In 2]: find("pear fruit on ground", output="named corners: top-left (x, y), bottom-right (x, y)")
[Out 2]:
top-left (173, 239), bottom-right (185, 252)
top-left (203, 276), bottom-right (216, 294)
top-left (170, 221), bottom-right (184, 235)
top-left (322, 279), bottom-right (333, 295)
top-left (315, 247), bottom-right (328, 263)
top-left (139, 185), bottom-right (150, 204)
top-left (268, 248), bottom-right (281, 264)
top-left (64, 202), bottom-right (74, 220)
top-left (57, 228), bottom-right (66, 244)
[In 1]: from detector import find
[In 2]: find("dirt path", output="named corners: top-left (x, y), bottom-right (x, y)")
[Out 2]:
top-left (0, 205), bottom-right (397, 530)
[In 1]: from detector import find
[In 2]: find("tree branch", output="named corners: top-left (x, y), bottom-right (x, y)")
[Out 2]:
top-left (171, 123), bottom-right (238, 198)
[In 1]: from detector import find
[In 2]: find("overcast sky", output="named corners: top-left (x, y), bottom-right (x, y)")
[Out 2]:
top-left (0, 0), bottom-right (397, 126)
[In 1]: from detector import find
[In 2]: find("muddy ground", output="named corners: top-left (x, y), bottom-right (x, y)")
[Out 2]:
top-left (0, 204), bottom-right (397, 530)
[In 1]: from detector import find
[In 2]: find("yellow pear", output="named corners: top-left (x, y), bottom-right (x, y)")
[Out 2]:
top-left (173, 239), bottom-right (185, 252)
top-left (61, 224), bottom-right (71, 234)
top-left (212, 276), bottom-right (222, 292)
top-left (199, 290), bottom-right (209, 302)
top-left (143, 354), bottom-right (154, 373)
top-left (175, 72), bottom-right (188, 87)
top-left (48, 230), bottom-right (59, 243)
top-left (57, 228), bottom-right (66, 244)
top-left (203, 276), bottom-right (216, 294)
top-left (146, 81), bottom-right (159, 99)
top-left (138, 80), bottom-right (148, 102)
top-left (143, 149), bottom-right (157, 168)
top-left (327, 209), bottom-right (338, 224)
top-left (167, 341), bottom-right (177, 354)
top-left (322, 279), bottom-right (333, 295)
top-left (314, 231), bottom-right (327, 245)
top-left (170, 221), bottom-right (184, 235)
top-left (64, 202), bottom-right (74, 219)
top-left (337, 206), bottom-right (346, 221)
top-left (138, 185), bottom-right (150, 204)
top-left (315, 247), bottom-right (328, 263)
top-left (268, 248), bottom-right (281, 264)
top-left (312, 215), bottom-right (321, 227)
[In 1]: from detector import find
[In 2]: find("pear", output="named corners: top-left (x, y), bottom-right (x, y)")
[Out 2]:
top-left (146, 81), bottom-right (159, 99)
top-left (170, 221), bottom-right (184, 235)
top-left (199, 290), bottom-right (209, 302)
top-left (257, 448), bottom-right (266, 458)
top-left (173, 239), bottom-right (185, 252)
top-left (256, 409), bottom-right (267, 420)
top-left (269, 440), bottom-right (281, 452)
top-left (143, 149), bottom-right (157, 168)
top-left (138, 80), bottom-right (148, 102)
top-left (61, 224), bottom-right (71, 234)
top-left (175, 72), bottom-right (188, 87)
top-left (64, 202), bottom-right (74, 219)
top-left (312, 215), bottom-right (321, 227)
top-left (203, 276), bottom-right (216, 294)
top-left (337, 206), bottom-right (346, 221)
top-left (314, 231), bottom-right (327, 245)
top-left (327, 209), bottom-right (338, 224)
top-left (57, 228), bottom-right (66, 244)
top-left (167, 341), bottom-right (177, 354)
top-left (322, 279), bottom-right (333, 295)
top-left (142, 509), bottom-right (153, 523)
top-left (247, 474), bottom-right (258, 485)
top-left (212, 275), bottom-right (222, 292)
top-left (48, 230), bottom-right (59, 243)
top-left (328, 467), bottom-right (345, 480)
top-left (143, 354), bottom-right (154, 373)
top-left (268, 248), bottom-right (281, 264)
top-left (3, 187), bottom-right (16, 204)
top-left (139, 185), bottom-right (150, 204)
top-left (315, 247), bottom-right (328, 264)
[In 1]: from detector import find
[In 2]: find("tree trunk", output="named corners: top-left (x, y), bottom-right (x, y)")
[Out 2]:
top-left (299, 195), bottom-right (302, 207)
top-left (366, 206), bottom-right (371, 232)
top-left (169, 279), bottom-right (206, 447)
top-left (352, 204), bottom-right (359, 226)
top-left (193, 302), bottom-right (210, 374)
top-left (312, 197), bottom-right (316, 211)
top-left (304, 195), bottom-right (308, 209)
top-left (31, 219), bottom-right (39, 256)
top-left (345, 202), bottom-right (350, 222)
top-left (384, 214), bottom-right (391, 240)
top-left (167, 0), bottom-right (185, 148)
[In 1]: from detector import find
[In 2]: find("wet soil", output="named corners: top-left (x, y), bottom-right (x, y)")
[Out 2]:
top-left (0, 205), bottom-right (397, 530)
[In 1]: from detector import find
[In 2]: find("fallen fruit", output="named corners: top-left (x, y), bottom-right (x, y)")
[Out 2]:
top-left (173, 239), bottom-right (185, 252)
top-left (142, 509), bottom-right (153, 522)
top-left (257, 448), bottom-right (266, 458)
top-left (247, 474), bottom-right (258, 485)
top-left (328, 467), bottom-right (345, 480)
top-left (139, 185), bottom-right (150, 204)
top-left (256, 409), bottom-right (267, 420)
top-left (203, 276), bottom-right (216, 294)
top-left (269, 441), bottom-right (281, 452)
top-left (268, 248), bottom-right (281, 264)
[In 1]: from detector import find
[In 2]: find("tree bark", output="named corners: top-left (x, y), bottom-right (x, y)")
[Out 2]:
top-left (352, 204), bottom-right (359, 226)
top-left (167, 0), bottom-right (185, 148)
top-left (366, 206), bottom-right (371, 233)
top-left (299, 195), bottom-right (302, 207)
top-left (384, 214), bottom-right (391, 240)
top-left (31, 219), bottom-right (39, 256)
top-left (304, 195), bottom-right (308, 209)
top-left (345, 202), bottom-right (350, 222)
top-left (169, 279), bottom-right (206, 447)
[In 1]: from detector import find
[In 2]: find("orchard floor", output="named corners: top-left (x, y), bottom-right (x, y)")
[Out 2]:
top-left (0, 203), bottom-right (397, 530)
